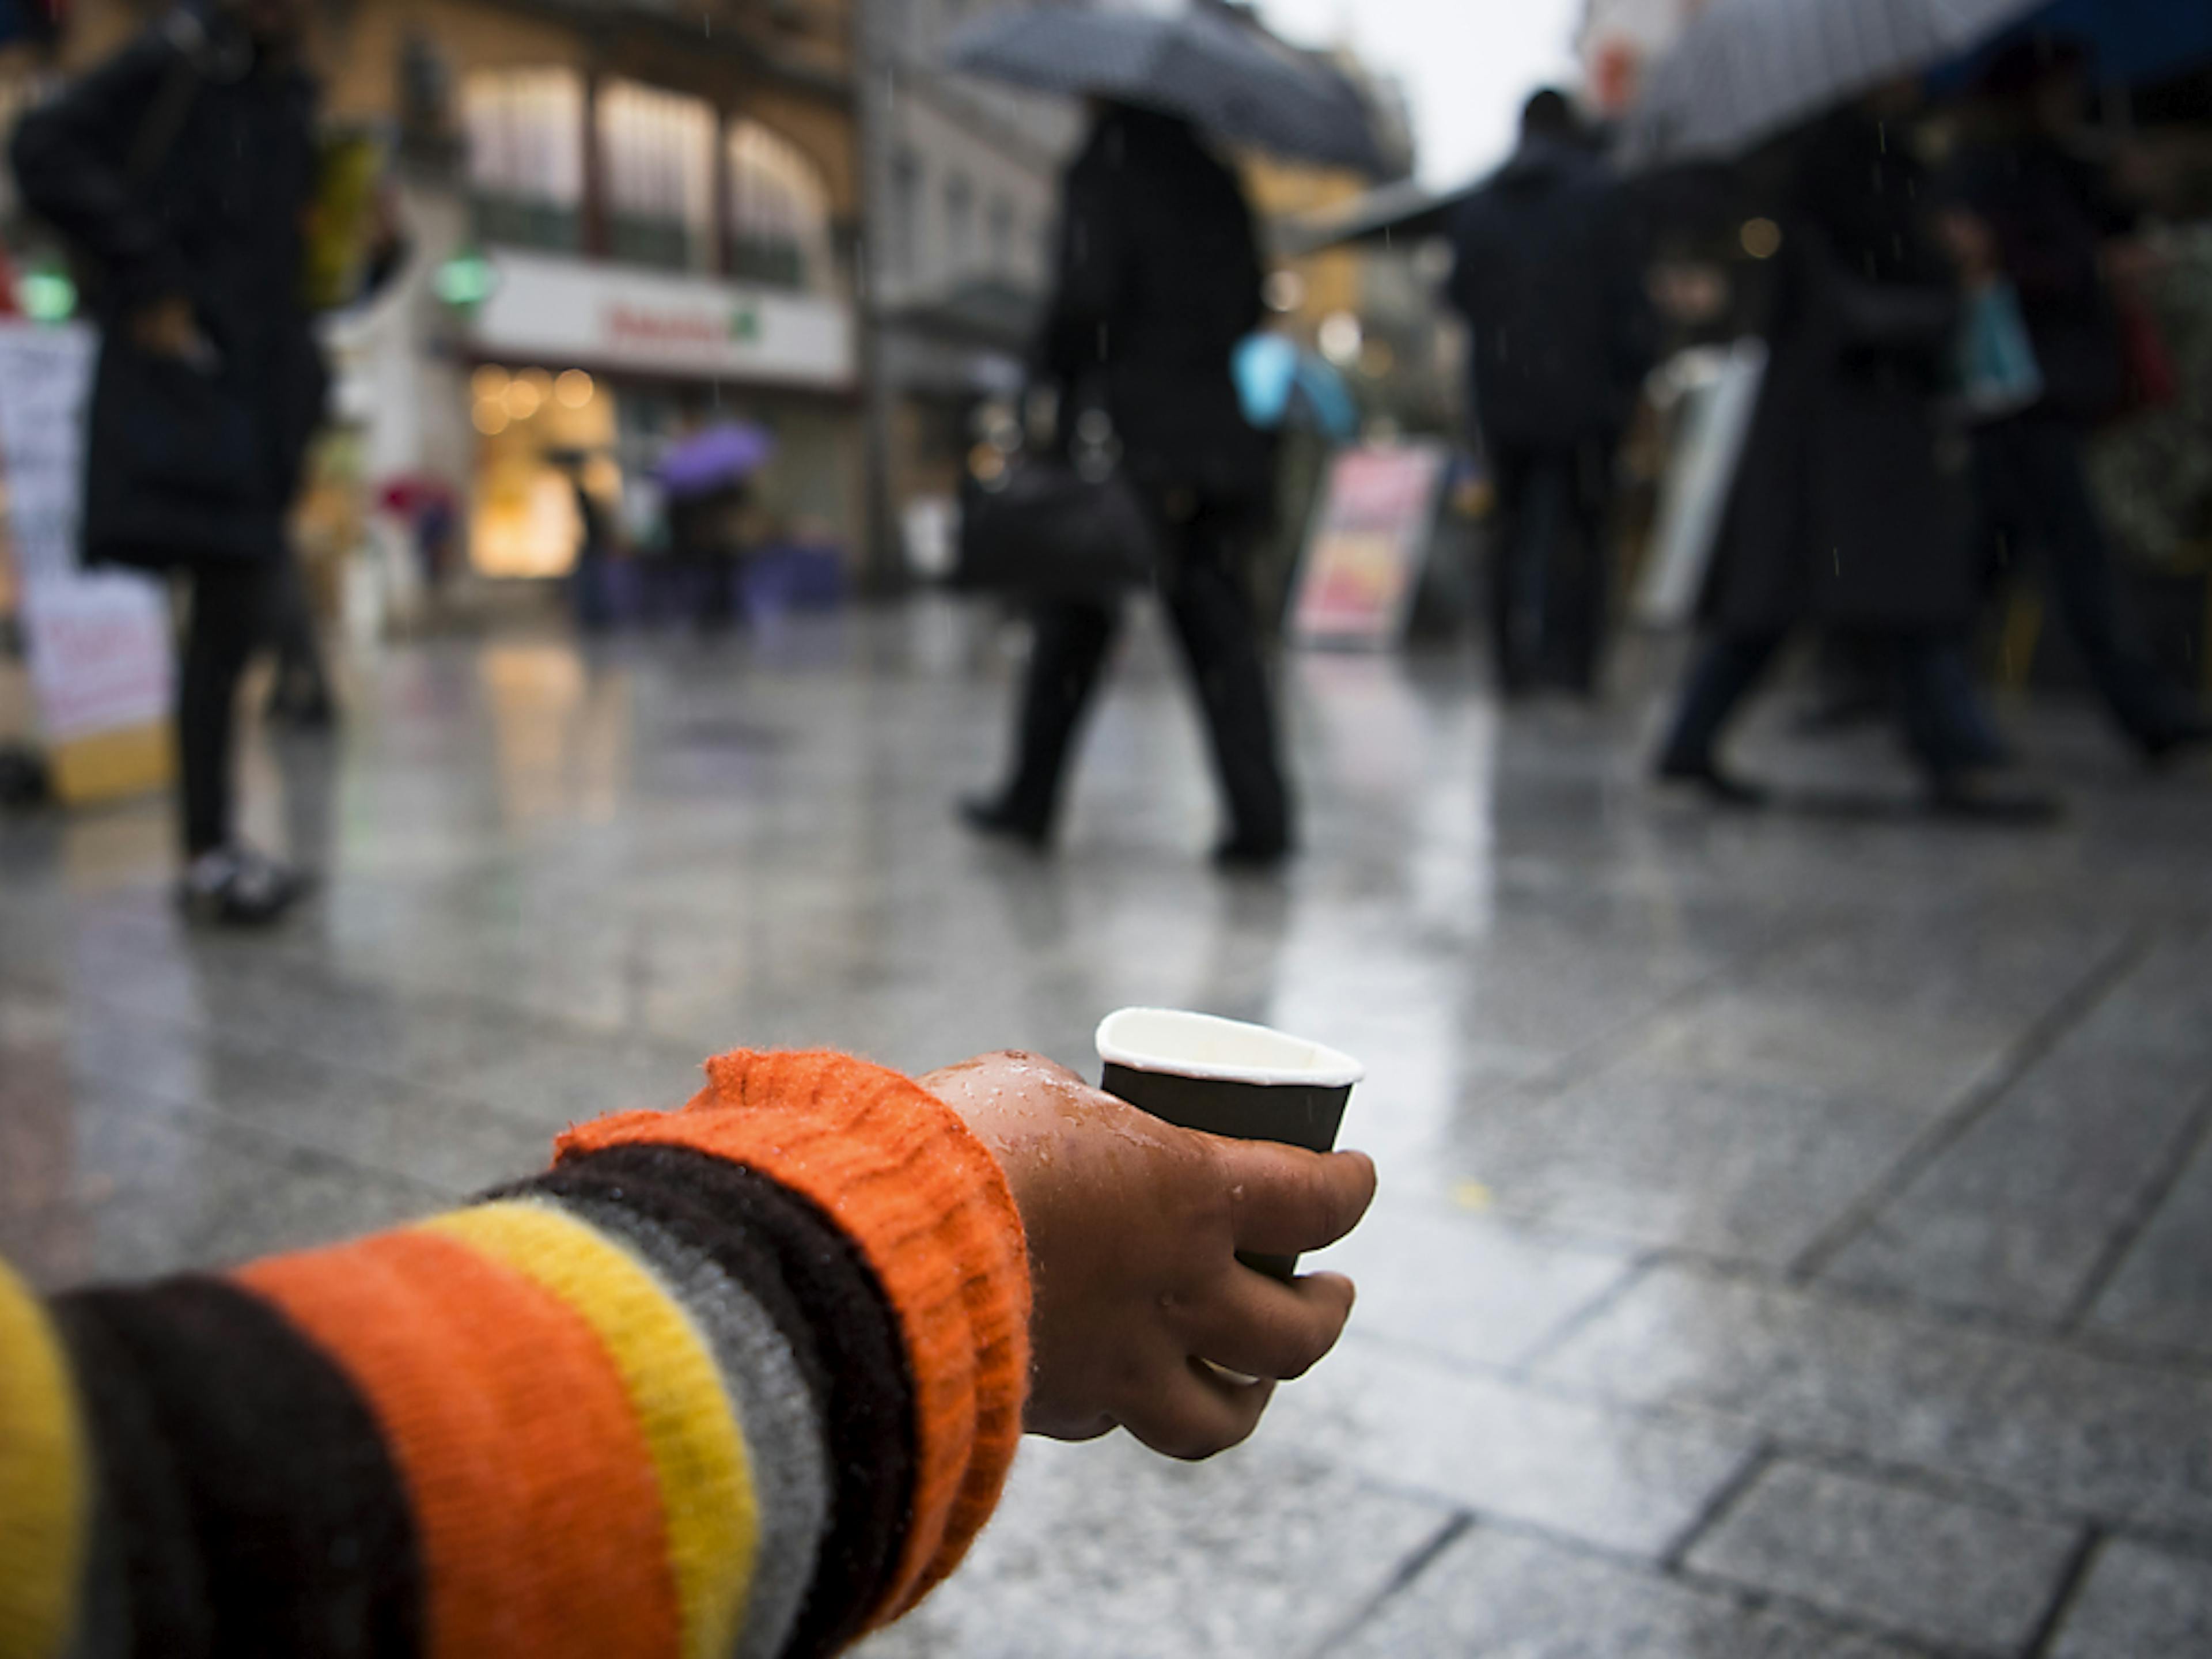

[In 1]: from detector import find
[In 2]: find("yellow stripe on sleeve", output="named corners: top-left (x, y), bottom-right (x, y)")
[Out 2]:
top-left (421, 1202), bottom-right (758, 1659)
top-left (0, 1260), bottom-right (88, 1659)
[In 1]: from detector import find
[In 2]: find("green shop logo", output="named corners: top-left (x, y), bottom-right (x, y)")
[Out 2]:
top-left (729, 307), bottom-right (762, 342)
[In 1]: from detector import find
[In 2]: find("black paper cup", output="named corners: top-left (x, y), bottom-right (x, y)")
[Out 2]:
top-left (1096, 1006), bottom-right (1364, 1281)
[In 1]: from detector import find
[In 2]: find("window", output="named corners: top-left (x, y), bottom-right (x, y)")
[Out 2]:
top-left (943, 172), bottom-right (974, 279)
top-left (987, 195), bottom-right (1014, 275)
top-left (726, 119), bottom-right (836, 291)
top-left (463, 67), bottom-right (585, 252)
top-left (890, 147), bottom-right (923, 278)
top-left (599, 80), bottom-right (718, 271)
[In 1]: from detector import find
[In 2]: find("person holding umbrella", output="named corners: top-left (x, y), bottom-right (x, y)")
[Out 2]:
top-left (1447, 88), bottom-right (1652, 699)
top-left (1942, 39), bottom-right (2211, 764)
top-left (946, 4), bottom-right (1380, 865)
top-left (1650, 88), bottom-right (2037, 817)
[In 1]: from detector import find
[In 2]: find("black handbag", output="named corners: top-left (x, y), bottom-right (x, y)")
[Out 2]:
top-left (954, 401), bottom-right (1156, 601)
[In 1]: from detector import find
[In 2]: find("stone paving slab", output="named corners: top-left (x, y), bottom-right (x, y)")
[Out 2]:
top-left (1305, 1202), bottom-right (1638, 1371)
top-left (1538, 1263), bottom-right (2212, 1536)
top-left (1683, 1459), bottom-right (2081, 1654)
top-left (1434, 1066), bottom-right (1931, 1267)
top-left (1331, 1525), bottom-right (1919, 1659)
top-left (2047, 1539), bottom-right (2212, 1658)
top-left (1819, 929), bottom-right (2212, 1324)
top-left (1266, 1336), bottom-right (1757, 1558)
top-left (2085, 1127), bottom-right (2212, 1359)
top-left (853, 1434), bottom-right (1453, 1659)
top-left (3, 1118), bottom-right (448, 1290)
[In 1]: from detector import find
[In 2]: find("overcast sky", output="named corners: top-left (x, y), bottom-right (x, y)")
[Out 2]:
top-left (1258, 0), bottom-right (1586, 188)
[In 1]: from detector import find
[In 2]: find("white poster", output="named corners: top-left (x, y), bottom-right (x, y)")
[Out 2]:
top-left (0, 323), bottom-right (173, 743)
top-left (1635, 337), bottom-right (1768, 629)
top-left (1288, 441), bottom-right (1450, 650)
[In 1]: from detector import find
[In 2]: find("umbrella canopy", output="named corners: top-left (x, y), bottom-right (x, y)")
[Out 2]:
top-left (1276, 175), bottom-right (1472, 257)
top-left (1935, 0), bottom-right (2212, 92)
top-left (1622, 0), bottom-right (2044, 169)
top-left (945, 2), bottom-right (1386, 175)
top-left (658, 422), bottom-right (775, 499)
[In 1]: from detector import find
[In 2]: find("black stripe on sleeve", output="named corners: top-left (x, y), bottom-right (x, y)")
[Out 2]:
top-left (54, 1275), bottom-right (424, 1659)
top-left (502, 1144), bottom-right (918, 1659)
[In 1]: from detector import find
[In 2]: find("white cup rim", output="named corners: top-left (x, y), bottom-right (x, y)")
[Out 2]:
top-left (1094, 1006), bottom-right (1366, 1089)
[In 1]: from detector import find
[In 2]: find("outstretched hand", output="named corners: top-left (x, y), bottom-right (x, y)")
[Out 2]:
top-left (921, 1050), bottom-right (1375, 1460)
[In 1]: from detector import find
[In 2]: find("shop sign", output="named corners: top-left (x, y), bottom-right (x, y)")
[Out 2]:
top-left (1288, 441), bottom-right (1450, 649)
top-left (469, 252), bottom-right (854, 388)
top-left (0, 323), bottom-right (172, 747)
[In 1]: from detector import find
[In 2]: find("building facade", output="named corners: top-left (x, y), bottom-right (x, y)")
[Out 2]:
top-left (2, 0), bottom-right (865, 590)
top-left (863, 0), bottom-right (1077, 570)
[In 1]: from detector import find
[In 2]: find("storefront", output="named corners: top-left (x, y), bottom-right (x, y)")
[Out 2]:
top-left (457, 250), bottom-right (859, 579)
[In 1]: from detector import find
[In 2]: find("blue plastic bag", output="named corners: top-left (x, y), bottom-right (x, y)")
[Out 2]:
top-left (1953, 281), bottom-right (2043, 420)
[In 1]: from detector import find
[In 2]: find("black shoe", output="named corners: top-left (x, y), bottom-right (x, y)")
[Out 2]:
top-left (1211, 834), bottom-right (1291, 870)
top-left (175, 846), bottom-right (312, 927)
top-left (957, 796), bottom-right (1050, 851)
top-left (1654, 754), bottom-right (1770, 809)
top-left (1925, 774), bottom-right (2063, 825)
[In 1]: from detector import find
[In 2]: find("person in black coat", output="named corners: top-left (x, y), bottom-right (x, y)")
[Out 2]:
top-left (13, 0), bottom-right (325, 921)
top-left (1447, 89), bottom-right (1649, 697)
top-left (1944, 43), bottom-right (2209, 763)
top-left (1653, 97), bottom-right (2030, 816)
top-left (961, 101), bottom-right (1291, 864)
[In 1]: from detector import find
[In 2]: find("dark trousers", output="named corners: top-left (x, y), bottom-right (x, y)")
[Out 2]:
top-left (1487, 437), bottom-right (1612, 695)
top-left (994, 509), bottom-right (1291, 847)
top-left (1662, 627), bottom-right (2003, 779)
top-left (179, 560), bottom-right (274, 857)
top-left (1974, 415), bottom-right (2198, 745)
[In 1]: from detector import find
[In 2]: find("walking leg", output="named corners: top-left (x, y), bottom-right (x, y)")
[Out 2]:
top-left (177, 562), bottom-right (274, 858)
top-left (974, 597), bottom-right (1120, 840)
top-left (1656, 628), bottom-right (1787, 802)
top-left (1160, 515), bottom-right (1293, 858)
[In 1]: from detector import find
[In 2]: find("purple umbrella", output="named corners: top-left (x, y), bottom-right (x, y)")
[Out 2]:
top-left (658, 422), bottom-right (776, 498)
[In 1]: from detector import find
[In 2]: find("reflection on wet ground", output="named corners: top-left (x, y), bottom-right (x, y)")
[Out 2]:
top-left (5, 601), bottom-right (2211, 1655)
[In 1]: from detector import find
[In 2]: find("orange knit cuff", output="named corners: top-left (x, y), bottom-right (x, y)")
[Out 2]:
top-left (554, 1050), bottom-right (1031, 1625)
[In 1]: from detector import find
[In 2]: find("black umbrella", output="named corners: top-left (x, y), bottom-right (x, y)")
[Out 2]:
top-left (945, 1), bottom-right (1387, 175)
top-left (1622, 0), bottom-right (2044, 169)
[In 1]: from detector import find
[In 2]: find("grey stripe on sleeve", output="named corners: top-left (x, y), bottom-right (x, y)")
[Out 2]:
top-left (551, 1195), bottom-right (835, 1659)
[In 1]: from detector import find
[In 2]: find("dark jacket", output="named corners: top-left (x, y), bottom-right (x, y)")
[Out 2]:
top-left (1705, 111), bottom-right (1976, 635)
top-left (1445, 135), bottom-right (1649, 450)
top-left (1035, 104), bottom-right (1271, 511)
top-left (12, 8), bottom-right (325, 569)
top-left (1945, 134), bottom-right (2133, 423)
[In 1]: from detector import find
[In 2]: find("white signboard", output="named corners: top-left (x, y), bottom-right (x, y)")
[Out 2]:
top-left (470, 252), bottom-right (855, 389)
top-left (1635, 338), bottom-right (1767, 629)
top-left (1288, 441), bottom-right (1450, 650)
top-left (0, 324), bottom-right (172, 744)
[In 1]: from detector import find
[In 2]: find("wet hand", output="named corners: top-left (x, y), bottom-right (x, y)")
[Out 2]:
top-left (920, 1050), bottom-right (1375, 1459)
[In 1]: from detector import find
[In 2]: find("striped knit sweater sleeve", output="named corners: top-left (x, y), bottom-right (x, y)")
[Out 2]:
top-left (0, 1049), bottom-right (1031, 1659)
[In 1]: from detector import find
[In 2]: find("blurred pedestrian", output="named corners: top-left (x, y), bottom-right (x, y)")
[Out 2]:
top-left (1653, 93), bottom-right (2036, 818)
top-left (1944, 41), bottom-right (2210, 764)
top-left (552, 448), bottom-right (620, 633)
top-left (1446, 89), bottom-right (1651, 698)
top-left (961, 101), bottom-right (1292, 865)
top-left (13, 0), bottom-right (325, 922)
